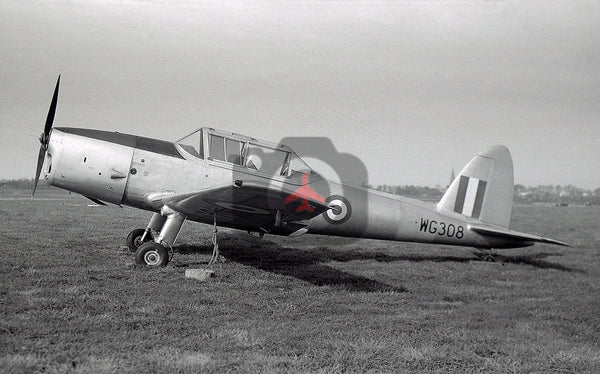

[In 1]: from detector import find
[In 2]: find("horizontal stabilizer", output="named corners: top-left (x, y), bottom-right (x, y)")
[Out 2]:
top-left (470, 224), bottom-right (572, 247)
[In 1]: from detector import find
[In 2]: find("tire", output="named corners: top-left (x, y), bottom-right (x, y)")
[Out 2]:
top-left (135, 242), bottom-right (169, 267)
top-left (126, 228), bottom-right (153, 252)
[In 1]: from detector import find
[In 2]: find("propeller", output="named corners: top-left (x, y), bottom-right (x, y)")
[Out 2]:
top-left (33, 75), bottom-right (60, 197)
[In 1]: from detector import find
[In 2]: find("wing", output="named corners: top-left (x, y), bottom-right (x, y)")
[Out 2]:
top-left (144, 180), bottom-right (331, 233)
top-left (469, 224), bottom-right (572, 247)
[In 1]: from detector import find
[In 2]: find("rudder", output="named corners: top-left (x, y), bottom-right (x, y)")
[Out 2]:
top-left (437, 145), bottom-right (514, 228)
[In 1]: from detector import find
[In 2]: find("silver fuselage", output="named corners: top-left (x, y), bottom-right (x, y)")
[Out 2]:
top-left (44, 127), bottom-right (526, 249)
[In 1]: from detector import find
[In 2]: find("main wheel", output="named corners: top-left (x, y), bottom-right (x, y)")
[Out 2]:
top-left (135, 242), bottom-right (169, 267)
top-left (126, 228), bottom-right (153, 252)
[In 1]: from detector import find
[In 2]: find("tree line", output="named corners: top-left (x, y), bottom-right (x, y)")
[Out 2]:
top-left (3, 178), bottom-right (599, 205)
top-left (366, 182), bottom-right (599, 205)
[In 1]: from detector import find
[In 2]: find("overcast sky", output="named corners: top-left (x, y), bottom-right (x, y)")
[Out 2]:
top-left (1, 0), bottom-right (599, 189)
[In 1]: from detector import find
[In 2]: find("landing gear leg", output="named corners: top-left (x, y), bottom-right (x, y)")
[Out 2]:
top-left (155, 209), bottom-right (186, 248)
top-left (126, 228), bottom-right (152, 252)
top-left (144, 213), bottom-right (168, 241)
top-left (126, 213), bottom-right (167, 252)
top-left (134, 208), bottom-right (186, 267)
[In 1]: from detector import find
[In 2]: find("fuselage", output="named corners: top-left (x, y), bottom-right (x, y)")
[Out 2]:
top-left (43, 127), bottom-right (527, 249)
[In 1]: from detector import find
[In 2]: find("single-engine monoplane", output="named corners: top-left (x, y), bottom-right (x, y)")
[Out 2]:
top-left (33, 77), bottom-right (570, 266)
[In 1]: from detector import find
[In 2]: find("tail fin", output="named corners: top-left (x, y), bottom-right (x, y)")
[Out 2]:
top-left (437, 145), bottom-right (513, 228)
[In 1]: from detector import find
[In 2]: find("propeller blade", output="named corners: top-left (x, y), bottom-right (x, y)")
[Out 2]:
top-left (43, 75), bottom-right (61, 142)
top-left (32, 145), bottom-right (46, 197)
top-left (34, 75), bottom-right (60, 197)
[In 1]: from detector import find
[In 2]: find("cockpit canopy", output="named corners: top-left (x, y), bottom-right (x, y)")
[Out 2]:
top-left (177, 128), bottom-right (315, 178)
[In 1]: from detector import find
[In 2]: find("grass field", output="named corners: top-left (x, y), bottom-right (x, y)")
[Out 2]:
top-left (1, 188), bottom-right (599, 373)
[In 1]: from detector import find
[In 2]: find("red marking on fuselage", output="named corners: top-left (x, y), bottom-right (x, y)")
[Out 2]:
top-left (285, 173), bottom-right (326, 212)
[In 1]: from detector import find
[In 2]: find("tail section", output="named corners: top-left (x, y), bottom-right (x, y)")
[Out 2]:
top-left (438, 145), bottom-right (572, 248)
top-left (438, 145), bottom-right (513, 228)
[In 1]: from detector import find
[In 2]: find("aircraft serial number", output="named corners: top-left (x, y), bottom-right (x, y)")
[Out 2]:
top-left (419, 219), bottom-right (464, 239)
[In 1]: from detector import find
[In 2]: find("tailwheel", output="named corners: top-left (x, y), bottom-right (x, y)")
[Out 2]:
top-left (483, 254), bottom-right (496, 262)
top-left (475, 248), bottom-right (496, 262)
top-left (126, 228), bottom-right (153, 252)
top-left (135, 242), bottom-right (169, 267)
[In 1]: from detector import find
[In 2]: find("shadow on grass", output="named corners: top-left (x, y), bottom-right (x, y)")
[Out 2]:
top-left (174, 237), bottom-right (408, 292)
top-left (173, 234), bottom-right (580, 290)
top-left (473, 251), bottom-right (581, 273)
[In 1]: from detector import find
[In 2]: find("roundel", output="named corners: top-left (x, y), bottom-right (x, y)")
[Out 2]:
top-left (323, 195), bottom-right (352, 224)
